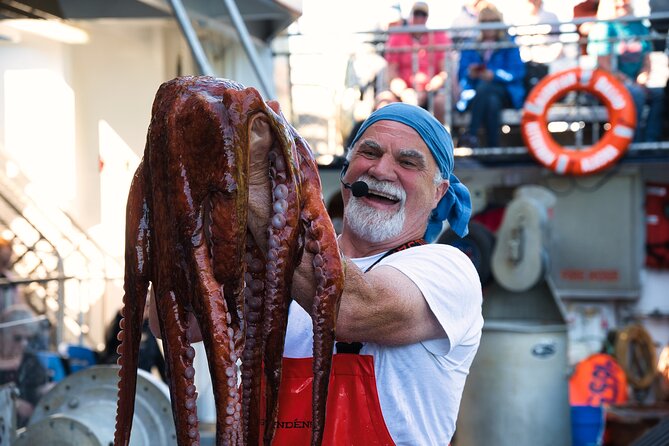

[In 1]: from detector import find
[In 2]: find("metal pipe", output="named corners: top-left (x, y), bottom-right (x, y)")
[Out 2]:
top-left (221, 0), bottom-right (273, 98)
top-left (56, 257), bottom-right (65, 347)
top-left (166, 0), bottom-right (215, 76)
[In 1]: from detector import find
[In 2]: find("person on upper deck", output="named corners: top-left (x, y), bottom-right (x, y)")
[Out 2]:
top-left (451, 0), bottom-right (486, 43)
top-left (384, 1), bottom-right (452, 123)
top-left (506, 0), bottom-right (563, 66)
top-left (587, 0), bottom-right (665, 142)
top-left (457, 3), bottom-right (526, 148)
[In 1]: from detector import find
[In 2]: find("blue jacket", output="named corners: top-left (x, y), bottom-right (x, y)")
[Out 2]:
top-left (457, 41), bottom-right (526, 110)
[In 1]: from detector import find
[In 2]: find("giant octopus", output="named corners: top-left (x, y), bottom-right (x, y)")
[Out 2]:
top-left (113, 76), bottom-right (344, 446)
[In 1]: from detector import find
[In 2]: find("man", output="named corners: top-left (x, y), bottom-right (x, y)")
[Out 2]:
top-left (150, 102), bottom-right (482, 443)
top-left (508, 0), bottom-right (562, 65)
top-left (451, 0), bottom-right (485, 42)
top-left (248, 102), bottom-right (483, 444)
top-left (384, 2), bottom-right (452, 123)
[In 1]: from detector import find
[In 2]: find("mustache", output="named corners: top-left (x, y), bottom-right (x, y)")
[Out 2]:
top-left (355, 174), bottom-right (406, 203)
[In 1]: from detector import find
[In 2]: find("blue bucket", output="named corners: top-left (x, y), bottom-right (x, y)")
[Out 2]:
top-left (36, 351), bottom-right (66, 382)
top-left (571, 405), bottom-right (605, 446)
top-left (66, 344), bottom-right (97, 373)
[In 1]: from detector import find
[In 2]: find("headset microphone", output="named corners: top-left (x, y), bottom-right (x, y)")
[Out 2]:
top-left (340, 161), bottom-right (370, 198)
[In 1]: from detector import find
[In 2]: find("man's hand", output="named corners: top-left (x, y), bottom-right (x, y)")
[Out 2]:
top-left (636, 71), bottom-right (648, 86)
top-left (15, 398), bottom-right (34, 419)
top-left (389, 77), bottom-right (409, 98)
top-left (399, 88), bottom-right (419, 106)
top-left (467, 64), bottom-right (481, 79)
top-left (480, 69), bottom-right (494, 82)
top-left (425, 72), bottom-right (446, 92)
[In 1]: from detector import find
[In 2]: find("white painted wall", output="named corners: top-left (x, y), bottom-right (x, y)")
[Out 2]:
top-left (0, 16), bottom-right (275, 348)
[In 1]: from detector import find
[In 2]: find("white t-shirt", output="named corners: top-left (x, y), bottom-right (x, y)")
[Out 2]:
top-left (284, 244), bottom-right (484, 445)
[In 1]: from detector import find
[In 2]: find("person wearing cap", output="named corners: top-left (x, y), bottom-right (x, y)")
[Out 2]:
top-left (456, 3), bottom-right (526, 148)
top-left (0, 304), bottom-right (49, 428)
top-left (383, 1), bottom-right (452, 124)
top-left (247, 102), bottom-right (483, 444)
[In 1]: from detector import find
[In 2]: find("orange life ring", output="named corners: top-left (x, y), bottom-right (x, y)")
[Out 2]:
top-left (521, 68), bottom-right (636, 176)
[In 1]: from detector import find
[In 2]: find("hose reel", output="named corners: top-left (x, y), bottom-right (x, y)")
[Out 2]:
top-left (491, 186), bottom-right (555, 292)
top-left (15, 365), bottom-right (175, 446)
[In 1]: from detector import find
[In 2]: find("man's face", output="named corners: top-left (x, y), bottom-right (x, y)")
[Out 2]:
top-left (614, 0), bottom-right (632, 16)
top-left (342, 121), bottom-right (448, 244)
top-left (1, 327), bottom-right (31, 357)
top-left (410, 9), bottom-right (428, 26)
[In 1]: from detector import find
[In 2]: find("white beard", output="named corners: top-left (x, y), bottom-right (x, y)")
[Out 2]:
top-left (344, 175), bottom-right (406, 243)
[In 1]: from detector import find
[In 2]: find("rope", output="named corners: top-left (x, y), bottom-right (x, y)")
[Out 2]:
top-left (615, 324), bottom-right (657, 390)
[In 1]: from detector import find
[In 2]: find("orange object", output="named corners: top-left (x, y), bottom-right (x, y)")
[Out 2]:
top-left (521, 68), bottom-right (636, 176)
top-left (261, 354), bottom-right (395, 445)
top-left (569, 353), bottom-right (628, 406)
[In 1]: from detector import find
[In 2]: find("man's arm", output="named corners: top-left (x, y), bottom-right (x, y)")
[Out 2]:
top-left (636, 53), bottom-right (651, 85)
top-left (596, 54), bottom-right (630, 83)
top-left (289, 251), bottom-right (445, 345)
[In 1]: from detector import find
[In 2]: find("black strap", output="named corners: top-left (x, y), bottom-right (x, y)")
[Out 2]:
top-left (335, 239), bottom-right (427, 354)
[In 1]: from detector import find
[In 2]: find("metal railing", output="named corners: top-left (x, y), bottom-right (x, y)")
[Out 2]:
top-left (274, 12), bottom-right (669, 160)
top-left (0, 152), bottom-right (122, 349)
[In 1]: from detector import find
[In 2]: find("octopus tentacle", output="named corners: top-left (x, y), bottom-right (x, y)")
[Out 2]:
top-left (190, 110), bottom-right (250, 444)
top-left (295, 134), bottom-right (344, 446)
top-left (241, 235), bottom-right (266, 445)
top-left (155, 290), bottom-right (200, 446)
top-left (114, 162), bottom-right (151, 446)
top-left (190, 240), bottom-right (243, 446)
top-left (262, 142), bottom-right (303, 445)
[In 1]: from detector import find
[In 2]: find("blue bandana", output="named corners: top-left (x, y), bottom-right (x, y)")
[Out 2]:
top-left (349, 103), bottom-right (471, 241)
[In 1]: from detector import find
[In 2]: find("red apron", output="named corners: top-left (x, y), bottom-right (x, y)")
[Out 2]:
top-left (261, 353), bottom-right (395, 445)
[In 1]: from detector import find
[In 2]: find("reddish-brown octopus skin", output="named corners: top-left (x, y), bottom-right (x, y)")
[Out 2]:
top-left (292, 125), bottom-right (344, 446)
top-left (114, 76), bottom-right (344, 446)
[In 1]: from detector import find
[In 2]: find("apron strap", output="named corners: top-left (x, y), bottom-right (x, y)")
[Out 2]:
top-left (335, 238), bottom-right (427, 354)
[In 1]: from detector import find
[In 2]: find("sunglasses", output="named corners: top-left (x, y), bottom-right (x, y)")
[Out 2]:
top-left (412, 11), bottom-right (428, 18)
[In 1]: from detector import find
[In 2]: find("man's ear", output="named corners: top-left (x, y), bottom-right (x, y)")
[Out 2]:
top-left (435, 179), bottom-right (450, 207)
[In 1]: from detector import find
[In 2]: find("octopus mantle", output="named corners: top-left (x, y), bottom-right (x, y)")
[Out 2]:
top-left (114, 76), bottom-right (344, 446)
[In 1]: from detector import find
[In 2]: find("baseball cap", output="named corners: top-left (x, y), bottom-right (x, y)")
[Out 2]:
top-left (411, 2), bottom-right (429, 16)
